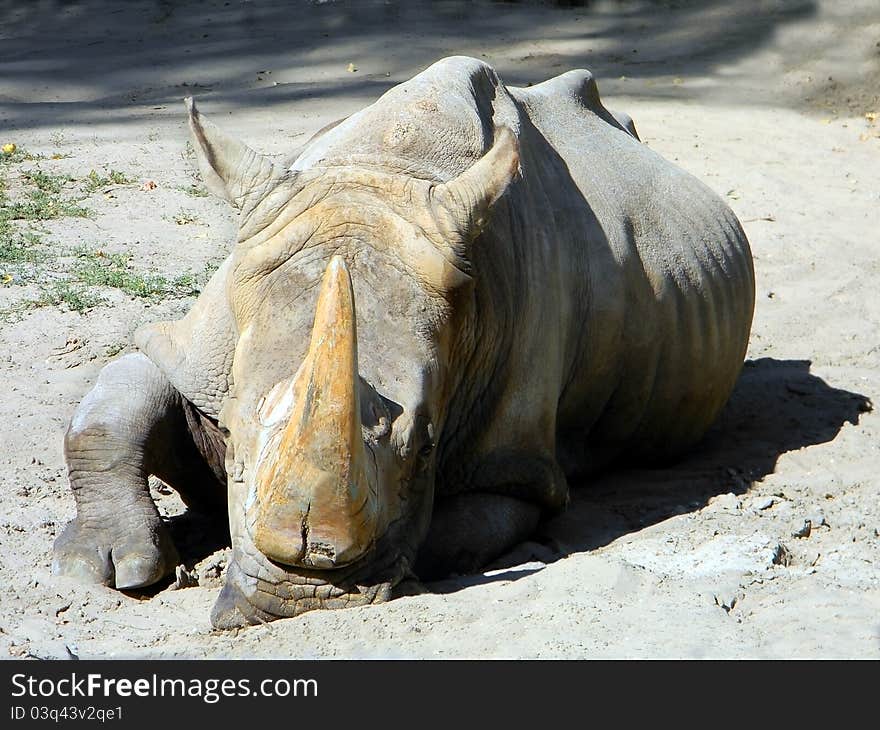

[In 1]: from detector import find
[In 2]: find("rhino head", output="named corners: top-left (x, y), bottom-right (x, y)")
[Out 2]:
top-left (184, 100), bottom-right (521, 627)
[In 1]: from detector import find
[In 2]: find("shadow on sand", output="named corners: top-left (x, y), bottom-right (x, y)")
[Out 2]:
top-left (429, 357), bottom-right (871, 593)
top-left (0, 0), bottom-right (819, 130)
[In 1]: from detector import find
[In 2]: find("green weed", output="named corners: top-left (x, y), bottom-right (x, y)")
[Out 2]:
top-left (0, 147), bottom-right (45, 165)
top-left (73, 249), bottom-right (201, 299)
top-left (176, 183), bottom-right (209, 198)
top-left (22, 169), bottom-right (73, 194)
top-left (0, 188), bottom-right (90, 222)
top-left (104, 341), bottom-right (128, 357)
top-left (167, 210), bottom-right (200, 225)
top-left (36, 281), bottom-right (106, 312)
top-left (82, 169), bottom-right (134, 194)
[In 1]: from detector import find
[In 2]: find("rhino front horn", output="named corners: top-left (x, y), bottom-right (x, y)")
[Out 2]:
top-left (250, 255), bottom-right (378, 569)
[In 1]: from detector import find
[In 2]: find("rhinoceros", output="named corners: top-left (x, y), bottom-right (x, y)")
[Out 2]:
top-left (52, 56), bottom-right (755, 627)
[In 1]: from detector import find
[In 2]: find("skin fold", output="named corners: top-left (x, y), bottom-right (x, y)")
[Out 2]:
top-left (52, 57), bottom-right (755, 628)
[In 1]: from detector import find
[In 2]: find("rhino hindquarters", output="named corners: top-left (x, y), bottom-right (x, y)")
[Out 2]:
top-left (53, 353), bottom-right (224, 590)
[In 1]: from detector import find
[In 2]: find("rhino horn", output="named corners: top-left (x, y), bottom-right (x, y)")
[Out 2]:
top-left (185, 96), bottom-right (281, 214)
top-left (250, 255), bottom-right (378, 569)
top-left (434, 126), bottom-right (521, 236)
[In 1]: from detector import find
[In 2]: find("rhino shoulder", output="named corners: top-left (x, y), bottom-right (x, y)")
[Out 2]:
top-left (134, 255), bottom-right (236, 417)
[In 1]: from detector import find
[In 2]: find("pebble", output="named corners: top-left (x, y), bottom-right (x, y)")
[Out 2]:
top-left (771, 543), bottom-right (793, 566)
top-left (706, 492), bottom-right (740, 511)
top-left (713, 588), bottom-right (745, 613)
top-left (807, 511), bottom-right (829, 528)
top-left (750, 496), bottom-right (776, 511)
top-left (792, 520), bottom-right (812, 538)
top-left (168, 565), bottom-right (198, 590)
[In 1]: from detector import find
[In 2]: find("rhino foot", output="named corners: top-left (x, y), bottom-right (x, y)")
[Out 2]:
top-left (52, 515), bottom-right (178, 590)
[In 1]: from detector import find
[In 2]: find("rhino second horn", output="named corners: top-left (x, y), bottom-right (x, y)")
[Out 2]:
top-left (251, 255), bottom-right (378, 569)
top-left (185, 96), bottom-right (280, 214)
top-left (433, 125), bottom-right (521, 235)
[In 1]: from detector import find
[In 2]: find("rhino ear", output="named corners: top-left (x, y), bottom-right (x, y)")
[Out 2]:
top-left (185, 96), bottom-right (280, 212)
top-left (432, 127), bottom-right (521, 239)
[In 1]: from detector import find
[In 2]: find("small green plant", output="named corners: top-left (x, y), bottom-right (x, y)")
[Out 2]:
top-left (0, 146), bottom-right (45, 165)
top-left (82, 169), bottom-right (134, 194)
top-left (22, 169), bottom-right (73, 194)
top-left (104, 341), bottom-right (128, 358)
top-left (36, 281), bottom-right (106, 312)
top-left (73, 249), bottom-right (201, 299)
top-left (176, 183), bottom-right (209, 198)
top-left (202, 258), bottom-right (222, 281)
top-left (108, 170), bottom-right (131, 185)
top-left (0, 188), bottom-right (90, 222)
top-left (168, 210), bottom-right (200, 225)
top-left (0, 229), bottom-right (47, 266)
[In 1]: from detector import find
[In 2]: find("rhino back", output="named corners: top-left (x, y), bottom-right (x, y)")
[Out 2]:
top-left (134, 255), bottom-right (237, 418)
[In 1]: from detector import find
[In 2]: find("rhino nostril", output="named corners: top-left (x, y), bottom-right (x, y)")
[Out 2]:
top-left (304, 542), bottom-right (337, 569)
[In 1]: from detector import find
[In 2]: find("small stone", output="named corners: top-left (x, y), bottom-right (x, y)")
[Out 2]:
top-left (771, 543), bottom-right (793, 566)
top-left (707, 492), bottom-right (740, 511)
top-left (168, 565), bottom-right (198, 590)
top-left (792, 520), bottom-right (812, 539)
top-left (807, 512), bottom-right (829, 528)
top-left (750, 496), bottom-right (775, 511)
top-left (713, 590), bottom-right (744, 613)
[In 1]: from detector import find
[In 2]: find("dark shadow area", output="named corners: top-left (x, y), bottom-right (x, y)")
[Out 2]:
top-left (166, 508), bottom-right (230, 567)
top-left (118, 509), bottom-right (230, 598)
top-left (0, 0), bottom-right (823, 131)
top-left (430, 358), bottom-right (871, 591)
top-left (535, 358), bottom-right (872, 557)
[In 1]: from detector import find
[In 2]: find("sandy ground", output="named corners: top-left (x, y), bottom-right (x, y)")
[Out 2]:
top-left (1, 0), bottom-right (879, 659)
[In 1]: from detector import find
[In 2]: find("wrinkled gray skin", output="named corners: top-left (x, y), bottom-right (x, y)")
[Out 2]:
top-left (52, 57), bottom-right (755, 628)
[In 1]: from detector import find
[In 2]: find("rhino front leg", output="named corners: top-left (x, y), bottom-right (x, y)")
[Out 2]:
top-left (414, 452), bottom-right (568, 580)
top-left (53, 353), bottom-right (217, 589)
top-left (414, 494), bottom-right (542, 580)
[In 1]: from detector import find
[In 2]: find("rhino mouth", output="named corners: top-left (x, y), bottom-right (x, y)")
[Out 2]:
top-left (210, 527), bottom-right (414, 629)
